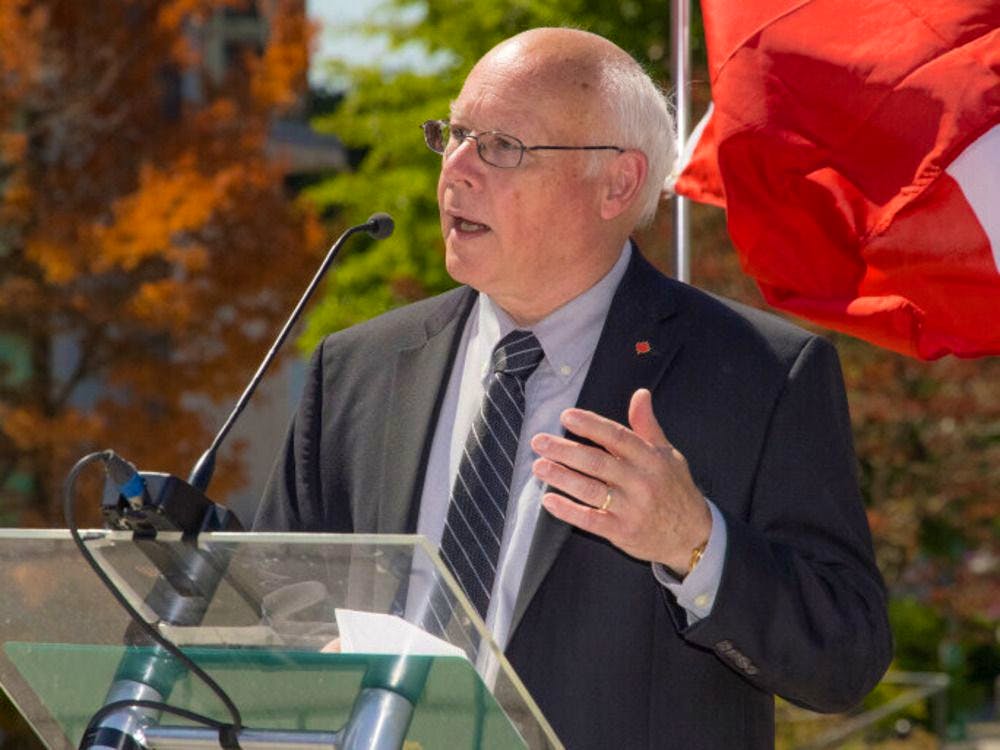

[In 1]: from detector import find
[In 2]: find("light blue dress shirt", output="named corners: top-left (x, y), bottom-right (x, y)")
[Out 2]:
top-left (417, 243), bottom-right (727, 648)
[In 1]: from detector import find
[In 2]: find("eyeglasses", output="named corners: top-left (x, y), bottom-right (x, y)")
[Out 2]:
top-left (421, 119), bottom-right (625, 169)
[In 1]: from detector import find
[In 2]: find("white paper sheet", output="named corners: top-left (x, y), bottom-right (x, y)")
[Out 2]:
top-left (334, 608), bottom-right (469, 659)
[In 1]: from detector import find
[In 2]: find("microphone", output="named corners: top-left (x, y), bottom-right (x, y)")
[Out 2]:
top-left (80, 214), bottom-right (396, 749)
top-left (364, 212), bottom-right (395, 240)
top-left (103, 452), bottom-right (149, 511)
top-left (188, 213), bottom-right (395, 492)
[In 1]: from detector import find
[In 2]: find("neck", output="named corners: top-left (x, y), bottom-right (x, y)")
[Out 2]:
top-left (495, 241), bottom-right (629, 326)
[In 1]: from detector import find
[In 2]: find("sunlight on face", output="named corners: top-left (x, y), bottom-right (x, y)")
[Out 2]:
top-left (436, 39), bottom-right (621, 324)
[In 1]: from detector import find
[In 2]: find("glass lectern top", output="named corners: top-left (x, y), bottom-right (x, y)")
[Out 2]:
top-left (0, 530), bottom-right (562, 750)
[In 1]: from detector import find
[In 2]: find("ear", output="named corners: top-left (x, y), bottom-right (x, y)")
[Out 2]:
top-left (600, 150), bottom-right (648, 221)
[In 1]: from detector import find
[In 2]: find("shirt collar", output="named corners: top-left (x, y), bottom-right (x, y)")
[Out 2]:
top-left (477, 241), bottom-right (633, 383)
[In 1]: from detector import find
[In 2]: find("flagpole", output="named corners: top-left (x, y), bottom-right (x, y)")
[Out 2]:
top-left (672, 0), bottom-right (692, 283)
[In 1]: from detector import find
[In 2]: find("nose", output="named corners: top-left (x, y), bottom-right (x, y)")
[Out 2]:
top-left (440, 135), bottom-right (484, 188)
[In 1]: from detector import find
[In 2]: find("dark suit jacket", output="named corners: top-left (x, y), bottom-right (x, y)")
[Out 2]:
top-left (254, 251), bottom-right (893, 749)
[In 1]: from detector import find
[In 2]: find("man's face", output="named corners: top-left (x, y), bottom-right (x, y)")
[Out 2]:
top-left (437, 47), bottom-right (615, 323)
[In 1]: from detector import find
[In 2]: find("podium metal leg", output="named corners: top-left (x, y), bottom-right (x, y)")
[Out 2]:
top-left (80, 680), bottom-right (163, 750)
top-left (339, 687), bottom-right (415, 750)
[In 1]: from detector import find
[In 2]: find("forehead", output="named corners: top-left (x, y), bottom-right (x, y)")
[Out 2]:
top-left (450, 47), bottom-right (602, 140)
top-left (449, 70), bottom-right (546, 137)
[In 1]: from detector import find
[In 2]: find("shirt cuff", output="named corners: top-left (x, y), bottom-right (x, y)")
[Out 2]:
top-left (651, 500), bottom-right (727, 624)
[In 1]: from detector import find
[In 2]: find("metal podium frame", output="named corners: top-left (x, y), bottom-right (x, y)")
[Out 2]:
top-left (0, 530), bottom-right (563, 750)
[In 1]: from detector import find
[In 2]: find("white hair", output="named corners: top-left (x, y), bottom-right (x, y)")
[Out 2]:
top-left (598, 58), bottom-right (677, 228)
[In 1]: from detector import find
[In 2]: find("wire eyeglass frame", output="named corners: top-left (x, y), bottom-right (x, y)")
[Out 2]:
top-left (421, 119), bottom-right (625, 169)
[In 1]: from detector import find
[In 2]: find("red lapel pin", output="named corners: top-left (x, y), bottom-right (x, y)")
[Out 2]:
top-left (635, 340), bottom-right (652, 355)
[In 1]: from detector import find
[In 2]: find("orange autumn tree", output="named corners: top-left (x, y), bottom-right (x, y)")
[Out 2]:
top-left (0, 0), bottom-right (321, 525)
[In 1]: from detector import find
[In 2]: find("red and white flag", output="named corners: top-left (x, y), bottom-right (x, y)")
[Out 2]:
top-left (675, 0), bottom-right (1000, 359)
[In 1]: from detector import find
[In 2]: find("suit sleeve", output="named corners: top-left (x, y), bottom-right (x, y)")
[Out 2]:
top-left (675, 336), bottom-right (893, 712)
top-left (252, 341), bottom-right (352, 533)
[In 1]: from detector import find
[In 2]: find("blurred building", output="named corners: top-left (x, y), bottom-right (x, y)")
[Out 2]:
top-left (196, 1), bottom-right (349, 175)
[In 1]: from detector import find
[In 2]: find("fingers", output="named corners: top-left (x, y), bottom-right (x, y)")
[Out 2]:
top-left (321, 637), bottom-right (342, 653)
top-left (532, 455), bottom-right (608, 508)
top-left (531, 389), bottom-right (668, 509)
top-left (530, 433), bottom-right (627, 498)
top-left (531, 389), bottom-right (711, 568)
top-left (559, 389), bottom-right (673, 462)
top-left (628, 388), bottom-right (670, 447)
top-left (540, 491), bottom-right (619, 536)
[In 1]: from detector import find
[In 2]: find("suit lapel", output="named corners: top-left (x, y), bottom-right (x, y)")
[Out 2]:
top-left (510, 251), bottom-right (685, 635)
top-left (377, 288), bottom-right (476, 533)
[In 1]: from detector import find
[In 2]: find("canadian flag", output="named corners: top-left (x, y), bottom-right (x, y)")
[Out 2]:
top-left (675, 0), bottom-right (1000, 359)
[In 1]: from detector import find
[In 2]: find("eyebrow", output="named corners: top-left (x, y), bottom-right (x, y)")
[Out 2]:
top-left (446, 115), bottom-right (517, 137)
top-left (447, 100), bottom-right (514, 134)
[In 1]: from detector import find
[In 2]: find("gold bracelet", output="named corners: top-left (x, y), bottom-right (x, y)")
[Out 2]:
top-left (688, 540), bottom-right (707, 573)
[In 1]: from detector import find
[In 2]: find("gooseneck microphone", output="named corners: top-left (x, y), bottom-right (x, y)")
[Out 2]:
top-left (188, 213), bottom-right (394, 492)
top-left (365, 212), bottom-right (395, 240)
top-left (76, 214), bottom-right (395, 750)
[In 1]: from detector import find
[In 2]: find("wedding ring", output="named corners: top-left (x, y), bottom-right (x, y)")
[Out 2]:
top-left (600, 487), bottom-right (613, 512)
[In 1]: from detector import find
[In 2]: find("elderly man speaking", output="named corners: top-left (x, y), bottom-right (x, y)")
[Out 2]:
top-left (256, 27), bottom-right (892, 749)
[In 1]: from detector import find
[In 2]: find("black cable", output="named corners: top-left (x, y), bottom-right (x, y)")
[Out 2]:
top-left (83, 699), bottom-right (229, 736)
top-left (64, 451), bottom-right (244, 745)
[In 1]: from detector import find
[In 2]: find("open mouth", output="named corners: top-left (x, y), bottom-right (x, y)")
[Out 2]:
top-left (453, 215), bottom-right (490, 234)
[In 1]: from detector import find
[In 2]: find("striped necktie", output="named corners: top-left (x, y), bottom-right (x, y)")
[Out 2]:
top-left (439, 329), bottom-right (544, 618)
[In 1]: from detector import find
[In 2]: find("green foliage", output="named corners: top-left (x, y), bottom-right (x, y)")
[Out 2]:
top-left (891, 597), bottom-right (947, 669)
top-left (299, 0), bottom-right (695, 351)
top-left (886, 597), bottom-right (1000, 733)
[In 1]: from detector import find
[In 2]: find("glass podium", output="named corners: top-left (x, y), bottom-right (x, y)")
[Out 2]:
top-left (0, 529), bottom-right (563, 749)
